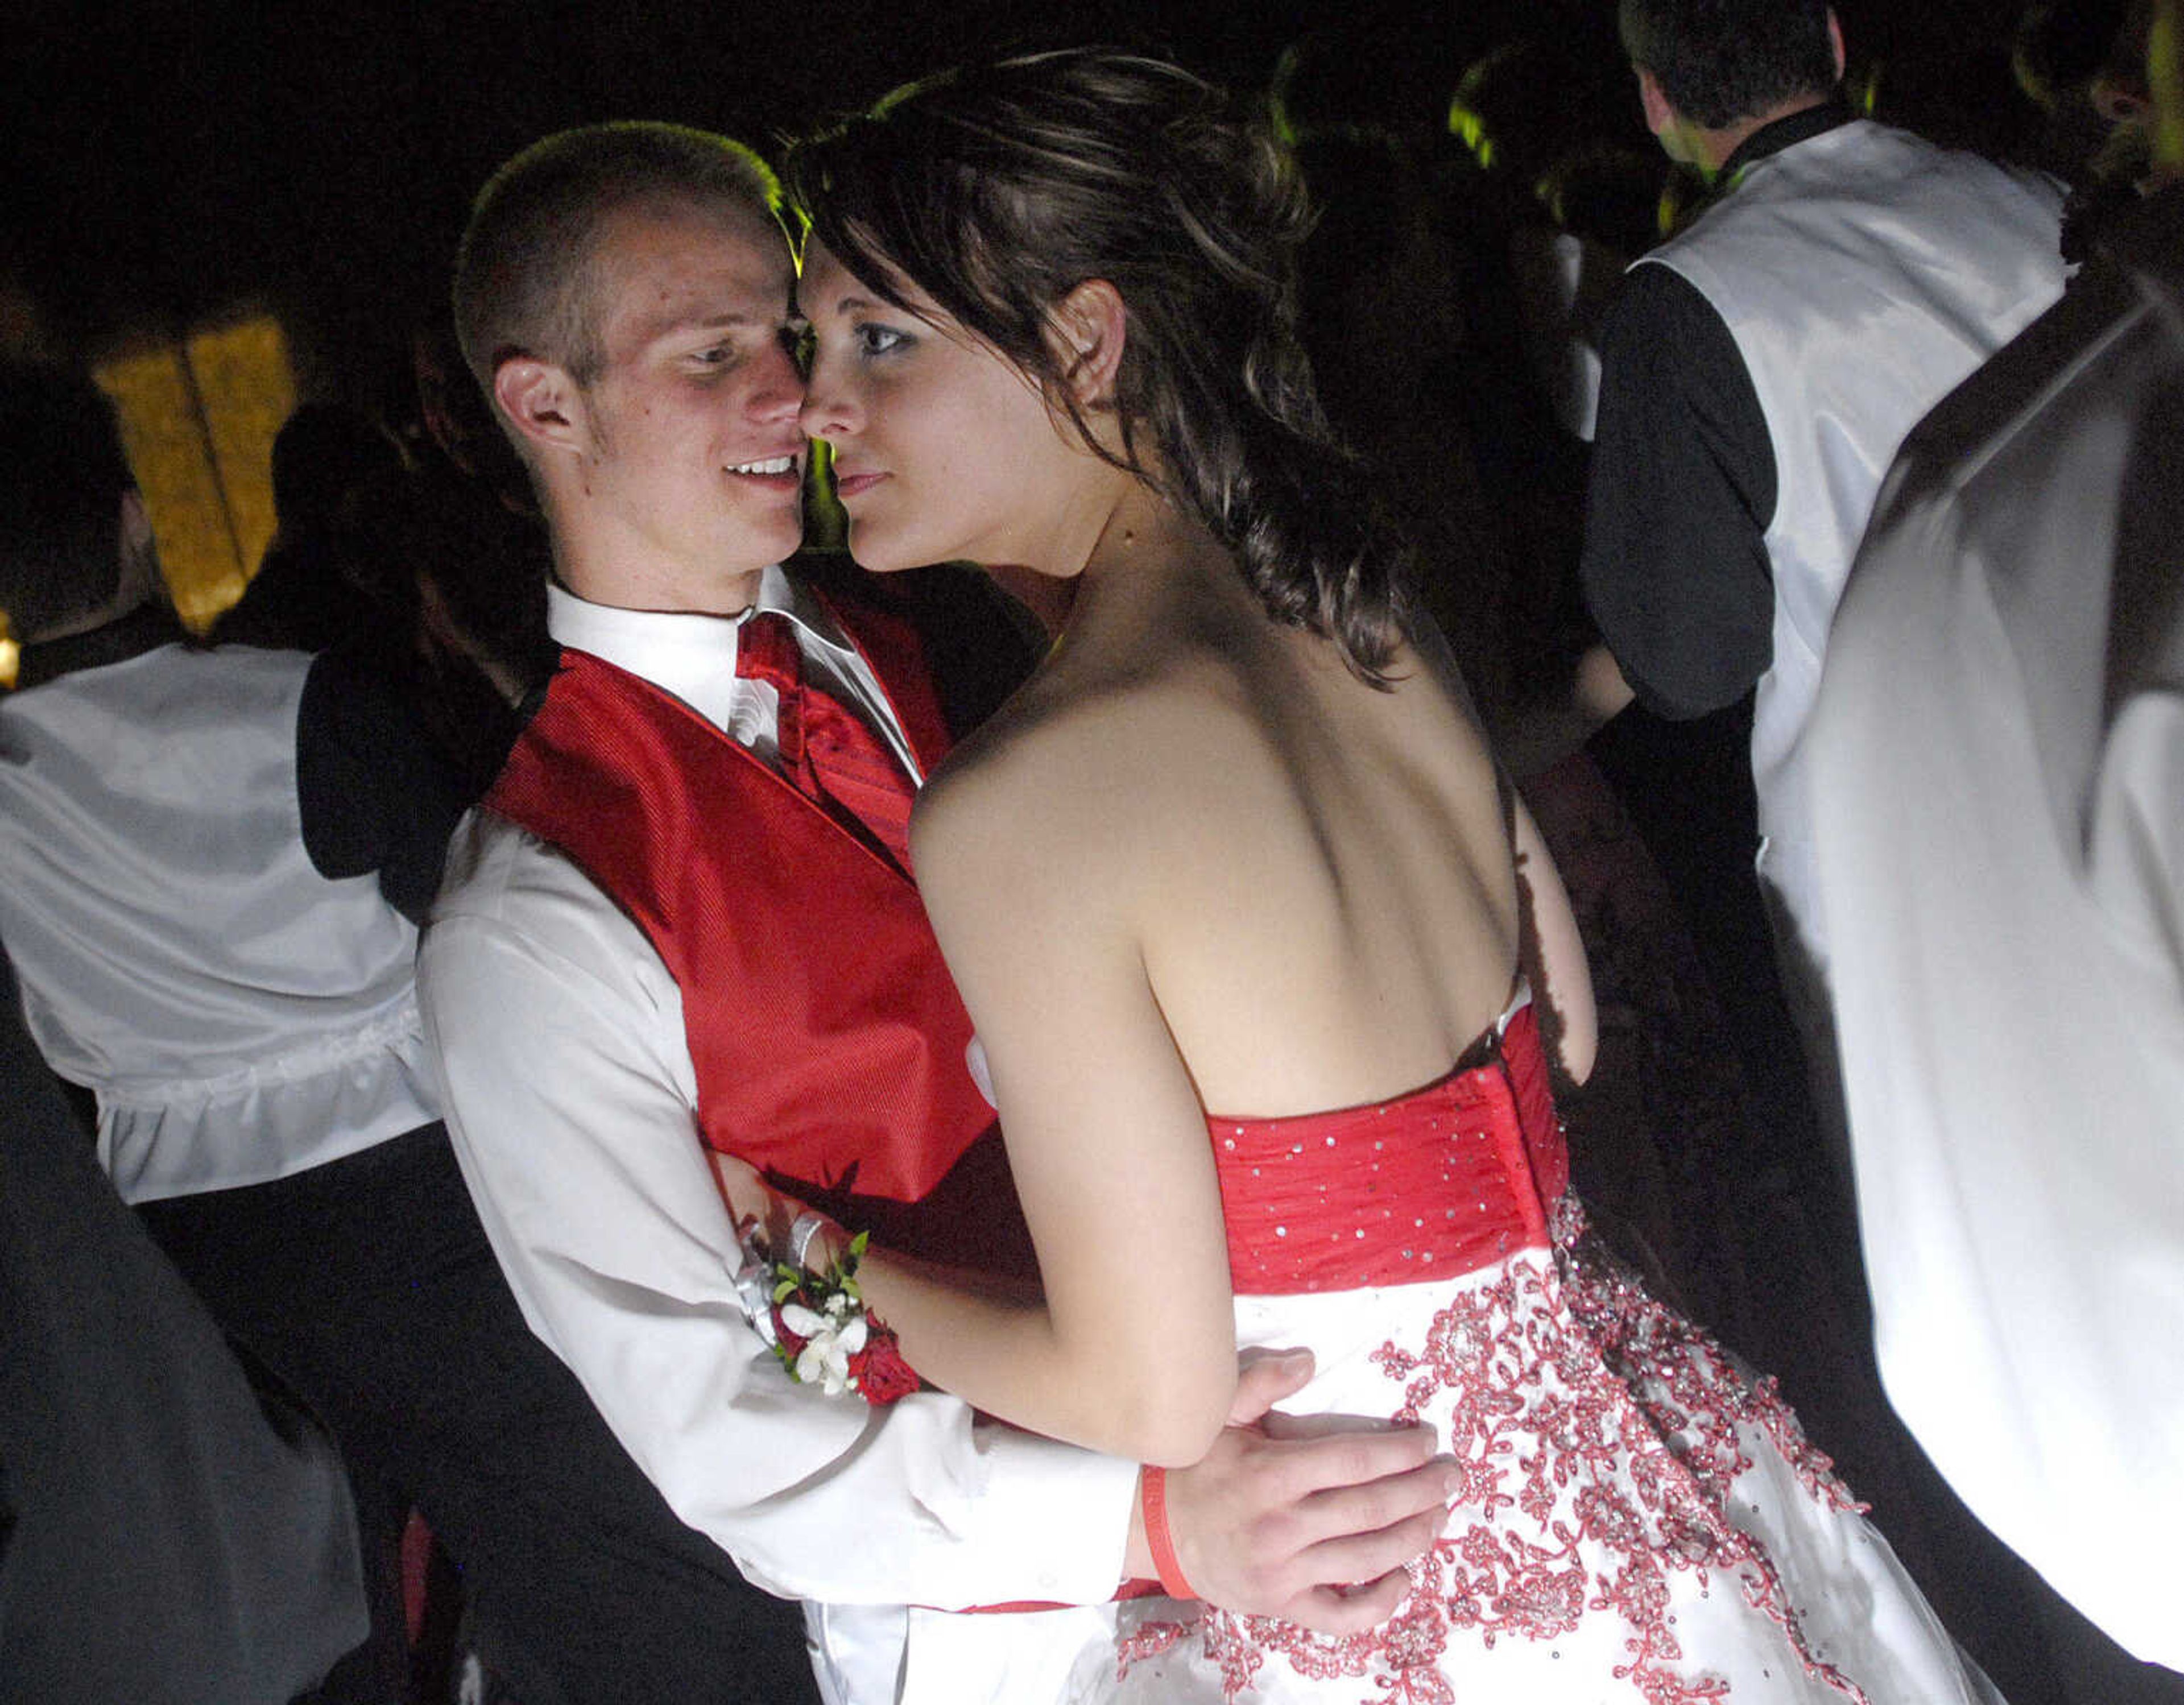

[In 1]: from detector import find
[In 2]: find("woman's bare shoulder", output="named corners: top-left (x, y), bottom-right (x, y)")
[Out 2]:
top-left (911, 649), bottom-right (1225, 884)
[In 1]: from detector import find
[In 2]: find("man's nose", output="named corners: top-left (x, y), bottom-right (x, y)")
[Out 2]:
top-left (747, 338), bottom-right (805, 419)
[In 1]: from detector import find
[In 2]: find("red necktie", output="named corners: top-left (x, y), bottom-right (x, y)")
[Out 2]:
top-left (735, 610), bottom-right (917, 872)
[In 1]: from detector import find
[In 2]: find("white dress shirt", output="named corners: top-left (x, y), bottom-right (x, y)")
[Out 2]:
top-left (543, 565), bottom-right (925, 785)
top-left (1810, 222), bottom-right (2184, 1668)
top-left (419, 572), bottom-right (1136, 1662)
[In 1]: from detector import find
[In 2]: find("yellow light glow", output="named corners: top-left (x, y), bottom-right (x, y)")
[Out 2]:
top-left (2154, 2), bottom-right (2183, 172)
top-left (1448, 101), bottom-right (1491, 169)
top-left (189, 318), bottom-right (293, 583)
top-left (93, 314), bottom-right (295, 634)
top-left (805, 438), bottom-right (846, 549)
top-left (95, 345), bottom-right (241, 632)
top-left (1850, 63), bottom-right (1881, 118)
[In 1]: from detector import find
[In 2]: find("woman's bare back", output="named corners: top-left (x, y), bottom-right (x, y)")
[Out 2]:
top-left (917, 524), bottom-right (1588, 1125)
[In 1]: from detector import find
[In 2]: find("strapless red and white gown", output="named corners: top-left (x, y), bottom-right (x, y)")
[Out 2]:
top-left (891, 998), bottom-right (2001, 1704)
top-left (1106, 997), bottom-right (1999, 1705)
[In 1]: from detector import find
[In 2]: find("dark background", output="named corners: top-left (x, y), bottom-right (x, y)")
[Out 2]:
top-left (6, 0), bottom-right (2029, 405)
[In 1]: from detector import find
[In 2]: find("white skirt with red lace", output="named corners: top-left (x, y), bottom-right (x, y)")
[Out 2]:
top-left (1089, 1205), bottom-right (2002, 1705)
top-left (882, 1203), bottom-right (2002, 1705)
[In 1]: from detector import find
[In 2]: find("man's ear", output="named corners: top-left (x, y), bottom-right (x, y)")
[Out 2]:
top-left (1048, 280), bottom-right (1128, 409)
top-left (1635, 65), bottom-right (1674, 138)
top-left (1826, 9), bottom-right (1847, 83)
top-left (493, 357), bottom-right (589, 459)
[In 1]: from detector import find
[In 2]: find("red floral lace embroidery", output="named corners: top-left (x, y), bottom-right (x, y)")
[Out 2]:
top-left (1118, 1203), bottom-right (1872, 1704)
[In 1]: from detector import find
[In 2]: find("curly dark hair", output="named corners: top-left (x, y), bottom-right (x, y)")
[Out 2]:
top-left (786, 48), bottom-right (1413, 682)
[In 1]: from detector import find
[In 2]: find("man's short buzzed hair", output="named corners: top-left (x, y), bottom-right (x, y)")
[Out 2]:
top-left (0, 362), bottom-right (136, 642)
top-left (452, 122), bottom-right (784, 399)
top-left (1619, 0), bottom-right (1839, 129)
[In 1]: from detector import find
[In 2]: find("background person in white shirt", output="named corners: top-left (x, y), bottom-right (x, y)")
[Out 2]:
top-left (420, 121), bottom-right (1461, 1705)
top-left (0, 358), bottom-right (816, 1705)
top-left (1808, 0), bottom-right (2184, 1686)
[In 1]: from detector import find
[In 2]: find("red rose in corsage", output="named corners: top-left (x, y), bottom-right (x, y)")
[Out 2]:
top-left (849, 1331), bottom-right (923, 1405)
top-left (768, 1230), bottom-right (921, 1406)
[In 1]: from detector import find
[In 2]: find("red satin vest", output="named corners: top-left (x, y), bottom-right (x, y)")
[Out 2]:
top-left (486, 589), bottom-right (1035, 1275)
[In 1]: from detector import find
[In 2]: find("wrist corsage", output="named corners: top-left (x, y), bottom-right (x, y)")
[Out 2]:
top-left (764, 1223), bottom-right (921, 1406)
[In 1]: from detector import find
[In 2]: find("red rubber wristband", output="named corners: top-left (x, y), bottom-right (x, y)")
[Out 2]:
top-left (1139, 1466), bottom-right (1199, 1600)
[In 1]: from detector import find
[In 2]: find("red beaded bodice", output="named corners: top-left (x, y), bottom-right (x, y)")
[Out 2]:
top-left (1206, 1003), bottom-right (1569, 1296)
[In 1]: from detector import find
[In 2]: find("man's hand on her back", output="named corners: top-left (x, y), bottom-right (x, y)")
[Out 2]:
top-left (1131, 1348), bottom-right (1457, 1634)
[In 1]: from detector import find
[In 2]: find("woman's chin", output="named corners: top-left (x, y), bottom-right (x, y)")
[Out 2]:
top-left (843, 524), bottom-right (948, 576)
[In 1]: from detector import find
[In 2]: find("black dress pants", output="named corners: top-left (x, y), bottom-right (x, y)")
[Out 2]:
top-left (0, 953), bottom-right (364, 1705)
top-left (137, 1124), bottom-right (818, 1705)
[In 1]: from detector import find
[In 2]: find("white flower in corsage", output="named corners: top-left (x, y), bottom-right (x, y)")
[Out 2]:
top-left (779, 1293), bottom-right (870, 1397)
top-left (768, 1228), bottom-right (923, 1405)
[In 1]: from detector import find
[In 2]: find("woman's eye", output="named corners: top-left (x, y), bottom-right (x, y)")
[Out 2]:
top-left (856, 324), bottom-right (908, 357)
